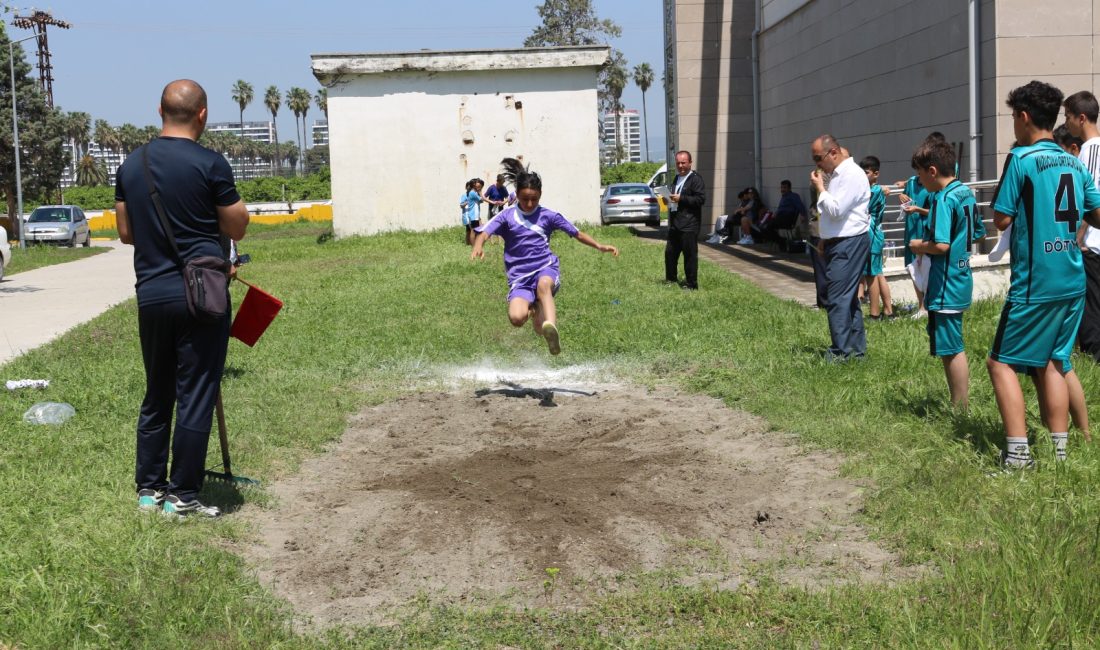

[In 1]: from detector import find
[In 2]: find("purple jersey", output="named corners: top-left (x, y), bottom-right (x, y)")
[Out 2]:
top-left (478, 205), bottom-right (579, 285)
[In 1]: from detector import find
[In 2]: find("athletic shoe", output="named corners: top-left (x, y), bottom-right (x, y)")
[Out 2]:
top-left (705, 234), bottom-right (722, 244)
top-left (910, 309), bottom-right (928, 320)
top-left (737, 236), bottom-right (754, 245)
top-left (987, 450), bottom-right (1035, 477)
top-left (137, 489), bottom-right (165, 512)
top-left (162, 495), bottom-right (222, 519)
top-left (542, 321), bottom-right (561, 356)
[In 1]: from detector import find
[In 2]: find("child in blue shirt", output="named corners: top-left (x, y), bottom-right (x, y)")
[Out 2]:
top-left (461, 178), bottom-right (484, 246)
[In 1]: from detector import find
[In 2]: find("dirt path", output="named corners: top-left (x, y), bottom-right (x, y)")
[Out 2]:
top-left (237, 382), bottom-right (917, 627)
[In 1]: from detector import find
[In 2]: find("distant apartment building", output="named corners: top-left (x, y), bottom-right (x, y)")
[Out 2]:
top-left (601, 109), bottom-right (642, 165)
top-left (60, 142), bottom-right (125, 189)
top-left (207, 121), bottom-right (276, 181)
top-left (312, 119), bottom-right (329, 146)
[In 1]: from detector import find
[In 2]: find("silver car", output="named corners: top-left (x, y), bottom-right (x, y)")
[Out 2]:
top-left (600, 183), bottom-right (661, 227)
top-left (25, 205), bottom-right (91, 247)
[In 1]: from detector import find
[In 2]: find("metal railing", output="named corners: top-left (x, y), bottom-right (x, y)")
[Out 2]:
top-left (880, 179), bottom-right (1000, 261)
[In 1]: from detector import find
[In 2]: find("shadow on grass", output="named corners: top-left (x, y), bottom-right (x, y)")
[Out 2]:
top-left (886, 384), bottom-right (1005, 458)
top-left (200, 477), bottom-right (250, 514)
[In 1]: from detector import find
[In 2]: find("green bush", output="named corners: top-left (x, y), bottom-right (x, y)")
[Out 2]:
top-left (600, 161), bottom-right (663, 186)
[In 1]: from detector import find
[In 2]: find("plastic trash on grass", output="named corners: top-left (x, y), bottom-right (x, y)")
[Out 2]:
top-left (23, 401), bottom-right (75, 425)
top-left (6, 379), bottom-right (50, 390)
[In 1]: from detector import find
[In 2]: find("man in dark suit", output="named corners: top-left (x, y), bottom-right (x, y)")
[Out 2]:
top-left (664, 150), bottom-right (707, 290)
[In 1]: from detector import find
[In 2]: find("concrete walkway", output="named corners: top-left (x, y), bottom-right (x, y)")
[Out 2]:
top-left (632, 226), bottom-right (819, 305)
top-left (0, 241), bottom-right (136, 366)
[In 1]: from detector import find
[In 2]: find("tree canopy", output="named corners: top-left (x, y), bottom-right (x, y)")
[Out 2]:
top-left (524, 0), bottom-right (621, 47)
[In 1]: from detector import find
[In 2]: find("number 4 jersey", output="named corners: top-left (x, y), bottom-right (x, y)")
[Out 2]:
top-left (992, 139), bottom-right (1100, 304)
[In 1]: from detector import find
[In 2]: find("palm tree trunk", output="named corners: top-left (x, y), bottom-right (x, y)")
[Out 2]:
top-left (295, 115), bottom-right (303, 176)
top-left (272, 119), bottom-right (280, 175)
top-left (641, 91), bottom-right (649, 162)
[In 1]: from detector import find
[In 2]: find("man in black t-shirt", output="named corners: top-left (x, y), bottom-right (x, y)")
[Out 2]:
top-left (115, 79), bottom-right (249, 518)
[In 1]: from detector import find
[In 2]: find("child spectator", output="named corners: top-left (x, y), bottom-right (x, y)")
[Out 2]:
top-left (859, 156), bottom-right (894, 319)
top-left (470, 158), bottom-right (619, 355)
top-left (907, 141), bottom-right (975, 409)
top-left (460, 178), bottom-right (484, 246)
top-left (988, 81), bottom-right (1100, 468)
top-left (735, 187), bottom-right (764, 245)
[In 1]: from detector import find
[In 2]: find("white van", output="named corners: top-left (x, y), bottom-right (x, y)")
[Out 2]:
top-left (647, 163), bottom-right (670, 210)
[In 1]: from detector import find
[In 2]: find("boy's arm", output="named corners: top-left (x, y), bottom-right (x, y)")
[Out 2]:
top-left (909, 239), bottom-right (949, 255)
top-left (574, 231), bottom-right (619, 256)
top-left (993, 211), bottom-right (1013, 231)
top-left (1084, 208), bottom-right (1100, 229)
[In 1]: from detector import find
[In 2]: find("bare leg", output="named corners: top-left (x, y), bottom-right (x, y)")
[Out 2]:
top-left (866, 276), bottom-right (879, 316)
top-left (942, 352), bottom-right (970, 410)
top-left (988, 357), bottom-right (1027, 439)
top-left (534, 276), bottom-right (560, 355)
top-left (876, 275), bottom-right (894, 315)
top-left (1037, 361), bottom-right (1070, 435)
top-left (507, 298), bottom-right (531, 328)
top-left (1066, 369), bottom-right (1092, 441)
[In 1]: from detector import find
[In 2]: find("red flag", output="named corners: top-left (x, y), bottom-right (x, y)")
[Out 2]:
top-left (230, 280), bottom-right (283, 347)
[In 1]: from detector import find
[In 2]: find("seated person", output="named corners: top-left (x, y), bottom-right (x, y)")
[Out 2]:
top-left (759, 179), bottom-right (807, 242)
top-left (735, 187), bottom-right (764, 245)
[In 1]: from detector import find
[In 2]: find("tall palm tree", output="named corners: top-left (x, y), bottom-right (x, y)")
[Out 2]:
top-left (287, 87), bottom-right (311, 174)
top-left (632, 63), bottom-right (654, 162)
top-left (315, 88), bottom-right (328, 121)
top-left (604, 62), bottom-right (627, 165)
top-left (231, 80), bottom-right (254, 138)
top-left (117, 123), bottom-right (143, 154)
top-left (264, 85), bottom-right (282, 174)
top-left (64, 111), bottom-right (91, 170)
top-left (93, 119), bottom-right (119, 156)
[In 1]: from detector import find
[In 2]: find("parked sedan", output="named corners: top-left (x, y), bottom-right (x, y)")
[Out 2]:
top-left (599, 183), bottom-right (661, 227)
top-left (0, 224), bottom-right (10, 281)
top-left (25, 205), bottom-right (91, 247)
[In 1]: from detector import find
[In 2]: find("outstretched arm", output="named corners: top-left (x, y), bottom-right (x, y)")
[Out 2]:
top-left (575, 231), bottom-right (619, 256)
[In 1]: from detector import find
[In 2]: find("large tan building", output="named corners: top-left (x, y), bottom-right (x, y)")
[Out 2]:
top-left (666, 0), bottom-right (1090, 231)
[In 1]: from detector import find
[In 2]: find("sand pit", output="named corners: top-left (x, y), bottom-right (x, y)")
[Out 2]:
top-left (238, 377), bottom-right (916, 627)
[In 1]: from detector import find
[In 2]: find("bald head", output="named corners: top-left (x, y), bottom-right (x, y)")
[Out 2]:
top-left (160, 79), bottom-right (207, 126)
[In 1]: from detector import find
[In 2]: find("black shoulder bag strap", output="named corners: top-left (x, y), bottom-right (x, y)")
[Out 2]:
top-left (140, 142), bottom-right (183, 266)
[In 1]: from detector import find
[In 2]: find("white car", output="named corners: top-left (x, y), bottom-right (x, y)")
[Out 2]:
top-left (0, 224), bottom-right (11, 281)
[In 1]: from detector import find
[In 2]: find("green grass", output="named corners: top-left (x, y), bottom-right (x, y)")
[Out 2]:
top-left (1, 221), bottom-right (1098, 648)
top-left (3, 243), bottom-right (108, 275)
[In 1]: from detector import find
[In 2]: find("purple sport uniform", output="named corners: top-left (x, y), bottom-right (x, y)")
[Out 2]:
top-left (477, 205), bottom-right (580, 303)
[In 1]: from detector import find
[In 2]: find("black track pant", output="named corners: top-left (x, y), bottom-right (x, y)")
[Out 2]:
top-left (135, 301), bottom-right (229, 502)
top-left (1079, 249), bottom-right (1100, 361)
top-left (665, 226), bottom-right (699, 289)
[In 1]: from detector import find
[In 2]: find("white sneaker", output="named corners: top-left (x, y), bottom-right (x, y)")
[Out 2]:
top-left (737, 236), bottom-right (754, 245)
top-left (911, 309), bottom-right (928, 320)
top-left (706, 234), bottom-right (722, 244)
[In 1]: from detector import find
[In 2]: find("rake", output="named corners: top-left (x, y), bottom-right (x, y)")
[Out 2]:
top-left (205, 392), bottom-right (260, 485)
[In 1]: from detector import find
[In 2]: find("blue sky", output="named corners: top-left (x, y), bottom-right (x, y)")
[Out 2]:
top-left (8, 0), bottom-right (666, 158)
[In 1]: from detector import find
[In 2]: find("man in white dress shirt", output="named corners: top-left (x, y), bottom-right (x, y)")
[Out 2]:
top-left (810, 134), bottom-right (871, 360)
top-left (1063, 90), bottom-right (1100, 361)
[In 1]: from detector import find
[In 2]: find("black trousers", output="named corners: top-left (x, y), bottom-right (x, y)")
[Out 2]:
top-left (665, 226), bottom-right (699, 288)
top-left (1080, 249), bottom-right (1100, 361)
top-left (136, 300), bottom-right (230, 502)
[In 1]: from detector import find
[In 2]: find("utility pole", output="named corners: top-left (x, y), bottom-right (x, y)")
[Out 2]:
top-left (12, 10), bottom-right (71, 108)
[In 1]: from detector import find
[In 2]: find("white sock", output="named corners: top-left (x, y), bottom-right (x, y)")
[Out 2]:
top-left (1005, 436), bottom-right (1032, 467)
top-left (1051, 432), bottom-right (1068, 461)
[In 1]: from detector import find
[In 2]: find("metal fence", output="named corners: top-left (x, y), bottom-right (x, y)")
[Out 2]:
top-left (881, 179), bottom-right (1000, 260)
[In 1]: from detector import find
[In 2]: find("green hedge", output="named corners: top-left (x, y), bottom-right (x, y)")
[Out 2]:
top-left (600, 161), bottom-right (663, 187)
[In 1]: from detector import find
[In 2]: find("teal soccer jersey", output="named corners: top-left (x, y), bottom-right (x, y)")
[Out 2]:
top-left (992, 139), bottom-right (1100, 304)
top-left (925, 180), bottom-right (977, 311)
top-left (903, 176), bottom-right (931, 265)
top-left (868, 184), bottom-right (886, 254)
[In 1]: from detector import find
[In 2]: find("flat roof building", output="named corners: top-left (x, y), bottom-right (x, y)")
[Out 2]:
top-left (312, 46), bottom-right (609, 237)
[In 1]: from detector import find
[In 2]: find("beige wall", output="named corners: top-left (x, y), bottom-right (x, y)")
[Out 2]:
top-left (670, 0), bottom-right (757, 229)
top-left (670, 0), bottom-right (1100, 231)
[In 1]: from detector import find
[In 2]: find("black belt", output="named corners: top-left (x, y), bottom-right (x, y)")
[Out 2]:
top-left (822, 234), bottom-right (859, 246)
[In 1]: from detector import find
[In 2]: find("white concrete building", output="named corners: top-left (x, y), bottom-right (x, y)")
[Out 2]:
top-left (601, 109), bottom-right (642, 164)
top-left (311, 46), bottom-right (610, 237)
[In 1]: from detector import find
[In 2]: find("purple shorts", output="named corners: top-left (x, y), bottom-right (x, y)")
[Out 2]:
top-left (508, 265), bottom-right (561, 304)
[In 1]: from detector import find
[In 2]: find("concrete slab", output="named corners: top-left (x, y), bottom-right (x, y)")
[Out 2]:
top-left (0, 241), bottom-right (135, 367)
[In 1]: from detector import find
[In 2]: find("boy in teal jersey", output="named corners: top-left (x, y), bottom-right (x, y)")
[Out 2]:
top-left (859, 156), bottom-right (894, 319)
top-left (908, 141), bottom-right (976, 409)
top-left (988, 80), bottom-right (1100, 468)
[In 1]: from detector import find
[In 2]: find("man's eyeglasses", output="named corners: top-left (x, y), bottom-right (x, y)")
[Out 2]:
top-left (812, 148), bottom-right (835, 163)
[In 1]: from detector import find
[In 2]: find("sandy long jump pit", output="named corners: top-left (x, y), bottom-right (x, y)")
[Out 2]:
top-left (239, 365), bottom-right (916, 626)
